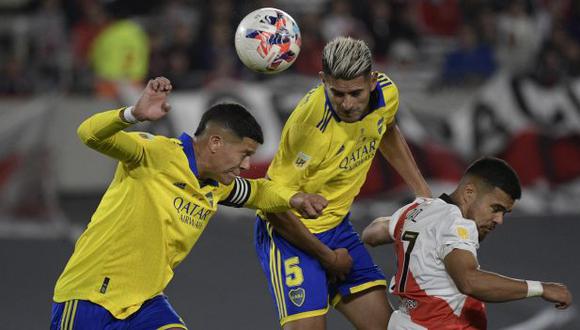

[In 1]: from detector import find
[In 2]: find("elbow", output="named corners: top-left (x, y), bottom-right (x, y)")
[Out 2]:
top-left (361, 230), bottom-right (378, 247)
top-left (456, 281), bottom-right (474, 296)
top-left (77, 122), bottom-right (92, 145)
top-left (453, 273), bottom-right (477, 296)
top-left (77, 122), bottom-right (100, 149)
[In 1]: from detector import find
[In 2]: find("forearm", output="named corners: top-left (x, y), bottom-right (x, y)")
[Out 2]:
top-left (362, 217), bottom-right (393, 247)
top-left (379, 125), bottom-right (431, 197)
top-left (265, 211), bottom-right (334, 263)
top-left (460, 269), bottom-right (528, 303)
top-left (77, 108), bottom-right (143, 163)
top-left (245, 179), bottom-right (296, 212)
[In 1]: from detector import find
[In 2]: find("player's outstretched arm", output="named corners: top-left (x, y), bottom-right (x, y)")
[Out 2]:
top-left (265, 211), bottom-right (353, 280)
top-left (379, 124), bottom-right (431, 198)
top-left (362, 217), bottom-right (393, 247)
top-left (77, 77), bottom-right (172, 163)
top-left (444, 249), bottom-right (572, 308)
top-left (228, 178), bottom-right (328, 218)
top-left (128, 77), bottom-right (172, 122)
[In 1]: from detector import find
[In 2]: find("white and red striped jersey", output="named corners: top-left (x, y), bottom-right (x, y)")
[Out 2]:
top-left (387, 195), bottom-right (487, 330)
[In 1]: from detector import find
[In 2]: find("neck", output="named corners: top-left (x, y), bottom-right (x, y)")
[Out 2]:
top-left (192, 138), bottom-right (211, 180)
top-left (448, 190), bottom-right (468, 217)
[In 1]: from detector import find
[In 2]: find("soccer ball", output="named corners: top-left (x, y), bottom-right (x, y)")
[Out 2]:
top-left (234, 8), bottom-right (301, 73)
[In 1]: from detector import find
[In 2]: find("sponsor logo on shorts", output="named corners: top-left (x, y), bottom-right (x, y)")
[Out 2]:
top-left (289, 288), bottom-right (305, 307)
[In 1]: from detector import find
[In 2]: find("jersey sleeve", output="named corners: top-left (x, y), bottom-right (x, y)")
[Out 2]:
top-left (388, 207), bottom-right (404, 238)
top-left (437, 216), bottom-right (480, 260)
top-left (377, 74), bottom-right (400, 127)
top-left (77, 108), bottom-right (147, 165)
top-left (217, 177), bottom-right (297, 213)
top-left (267, 122), bottom-right (328, 189)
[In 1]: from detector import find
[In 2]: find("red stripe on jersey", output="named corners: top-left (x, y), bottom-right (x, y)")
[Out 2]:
top-left (392, 202), bottom-right (419, 294)
top-left (402, 271), bottom-right (487, 329)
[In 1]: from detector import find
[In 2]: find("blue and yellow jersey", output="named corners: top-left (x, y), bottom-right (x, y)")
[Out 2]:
top-left (53, 109), bottom-right (297, 319)
top-left (263, 73), bottom-right (399, 233)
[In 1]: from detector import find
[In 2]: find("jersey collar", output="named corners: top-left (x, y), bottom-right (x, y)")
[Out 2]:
top-left (323, 82), bottom-right (386, 122)
top-left (178, 133), bottom-right (219, 187)
top-left (439, 193), bottom-right (458, 206)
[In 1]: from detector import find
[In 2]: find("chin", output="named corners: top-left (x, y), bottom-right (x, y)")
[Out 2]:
top-left (219, 176), bottom-right (234, 185)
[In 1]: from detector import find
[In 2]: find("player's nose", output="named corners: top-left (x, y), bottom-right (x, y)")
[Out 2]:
top-left (240, 156), bottom-right (251, 171)
top-left (342, 95), bottom-right (355, 110)
top-left (492, 213), bottom-right (504, 225)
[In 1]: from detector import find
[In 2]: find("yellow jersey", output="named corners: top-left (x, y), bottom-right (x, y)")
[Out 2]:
top-left (54, 109), bottom-right (297, 319)
top-left (264, 73), bottom-right (399, 233)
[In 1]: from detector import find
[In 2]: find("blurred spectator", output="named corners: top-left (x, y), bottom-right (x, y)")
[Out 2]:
top-left (565, 0), bottom-right (580, 43)
top-left (437, 24), bottom-right (496, 87)
top-left (321, 0), bottom-right (369, 41)
top-left (365, 1), bottom-right (419, 64)
top-left (1, 0), bottom-right (580, 97)
top-left (474, 6), bottom-right (497, 46)
top-left (70, 0), bottom-right (109, 93)
top-left (164, 21), bottom-right (199, 89)
top-left (293, 12), bottom-right (324, 76)
top-left (196, 21), bottom-right (239, 84)
top-left (0, 56), bottom-right (34, 96)
top-left (389, 39), bottom-right (419, 69)
top-left (415, 0), bottom-right (461, 36)
top-left (89, 17), bottom-right (149, 98)
top-left (495, 0), bottom-right (541, 75)
top-left (29, 0), bottom-right (68, 91)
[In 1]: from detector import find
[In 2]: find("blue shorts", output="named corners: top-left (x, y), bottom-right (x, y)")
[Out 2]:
top-left (50, 295), bottom-right (187, 330)
top-left (255, 215), bottom-right (387, 325)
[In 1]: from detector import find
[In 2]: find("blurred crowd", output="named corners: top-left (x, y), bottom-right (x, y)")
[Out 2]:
top-left (0, 0), bottom-right (579, 98)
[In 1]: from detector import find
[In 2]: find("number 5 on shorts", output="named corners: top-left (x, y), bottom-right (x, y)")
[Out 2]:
top-left (284, 257), bottom-right (304, 287)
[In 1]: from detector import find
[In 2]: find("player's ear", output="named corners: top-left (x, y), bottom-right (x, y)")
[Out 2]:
top-left (462, 183), bottom-right (477, 206)
top-left (208, 135), bottom-right (224, 154)
top-left (370, 72), bottom-right (378, 91)
top-left (318, 71), bottom-right (326, 84)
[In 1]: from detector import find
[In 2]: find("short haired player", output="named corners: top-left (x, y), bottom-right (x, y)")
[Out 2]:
top-left (51, 77), bottom-right (330, 329)
top-left (363, 157), bottom-right (572, 329)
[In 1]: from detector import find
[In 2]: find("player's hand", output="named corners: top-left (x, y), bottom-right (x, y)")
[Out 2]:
top-left (541, 282), bottom-right (572, 309)
top-left (132, 77), bottom-right (173, 122)
top-left (289, 193), bottom-right (328, 219)
top-left (321, 248), bottom-right (353, 282)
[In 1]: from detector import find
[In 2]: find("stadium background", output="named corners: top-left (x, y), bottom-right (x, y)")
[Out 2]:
top-left (1, 0), bottom-right (579, 328)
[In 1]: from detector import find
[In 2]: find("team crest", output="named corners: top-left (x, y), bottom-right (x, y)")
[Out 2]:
top-left (289, 288), bottom-right (305, 307)
top-left (377, 117), bottom-right (385, 134)
top-left (294, 152), bottom-right (311, 169)
top-left (456, 226), bottom-right (469, 240)
top-left (205, 192), bottom-right (214, 206)
top-left (138, 132), bottom-right (154, 140)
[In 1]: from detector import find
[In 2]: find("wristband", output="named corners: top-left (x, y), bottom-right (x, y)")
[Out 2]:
top-left (526, 280), bottom-right (543, 297)
top-left (122, 106), bottom-right (139, 124)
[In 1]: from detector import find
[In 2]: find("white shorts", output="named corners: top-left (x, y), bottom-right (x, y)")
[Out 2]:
top-left (388, 310), bottom-right (427, 330)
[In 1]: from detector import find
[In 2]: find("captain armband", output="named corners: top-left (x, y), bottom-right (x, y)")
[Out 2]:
top-left (219, 177), bottom-right (251, 207)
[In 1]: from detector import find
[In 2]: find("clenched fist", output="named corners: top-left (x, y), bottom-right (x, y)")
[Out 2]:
top-left (289, 192), bottom-right (328, 219)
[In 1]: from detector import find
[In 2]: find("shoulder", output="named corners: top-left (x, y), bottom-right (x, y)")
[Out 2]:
top-left (372, 72), bottom-right (400, 120)
top-left (289, 84), bottom-right (328, 127)
top-left (126, 132), bottom-right (180, 154)
top-left (126, 131), bottom-right (174, 144)
top-left (428, 200), bottom-right (478, 244)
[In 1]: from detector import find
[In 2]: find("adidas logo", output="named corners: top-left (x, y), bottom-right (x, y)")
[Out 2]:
top-left (173, 182), bottom-right (186, 189)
